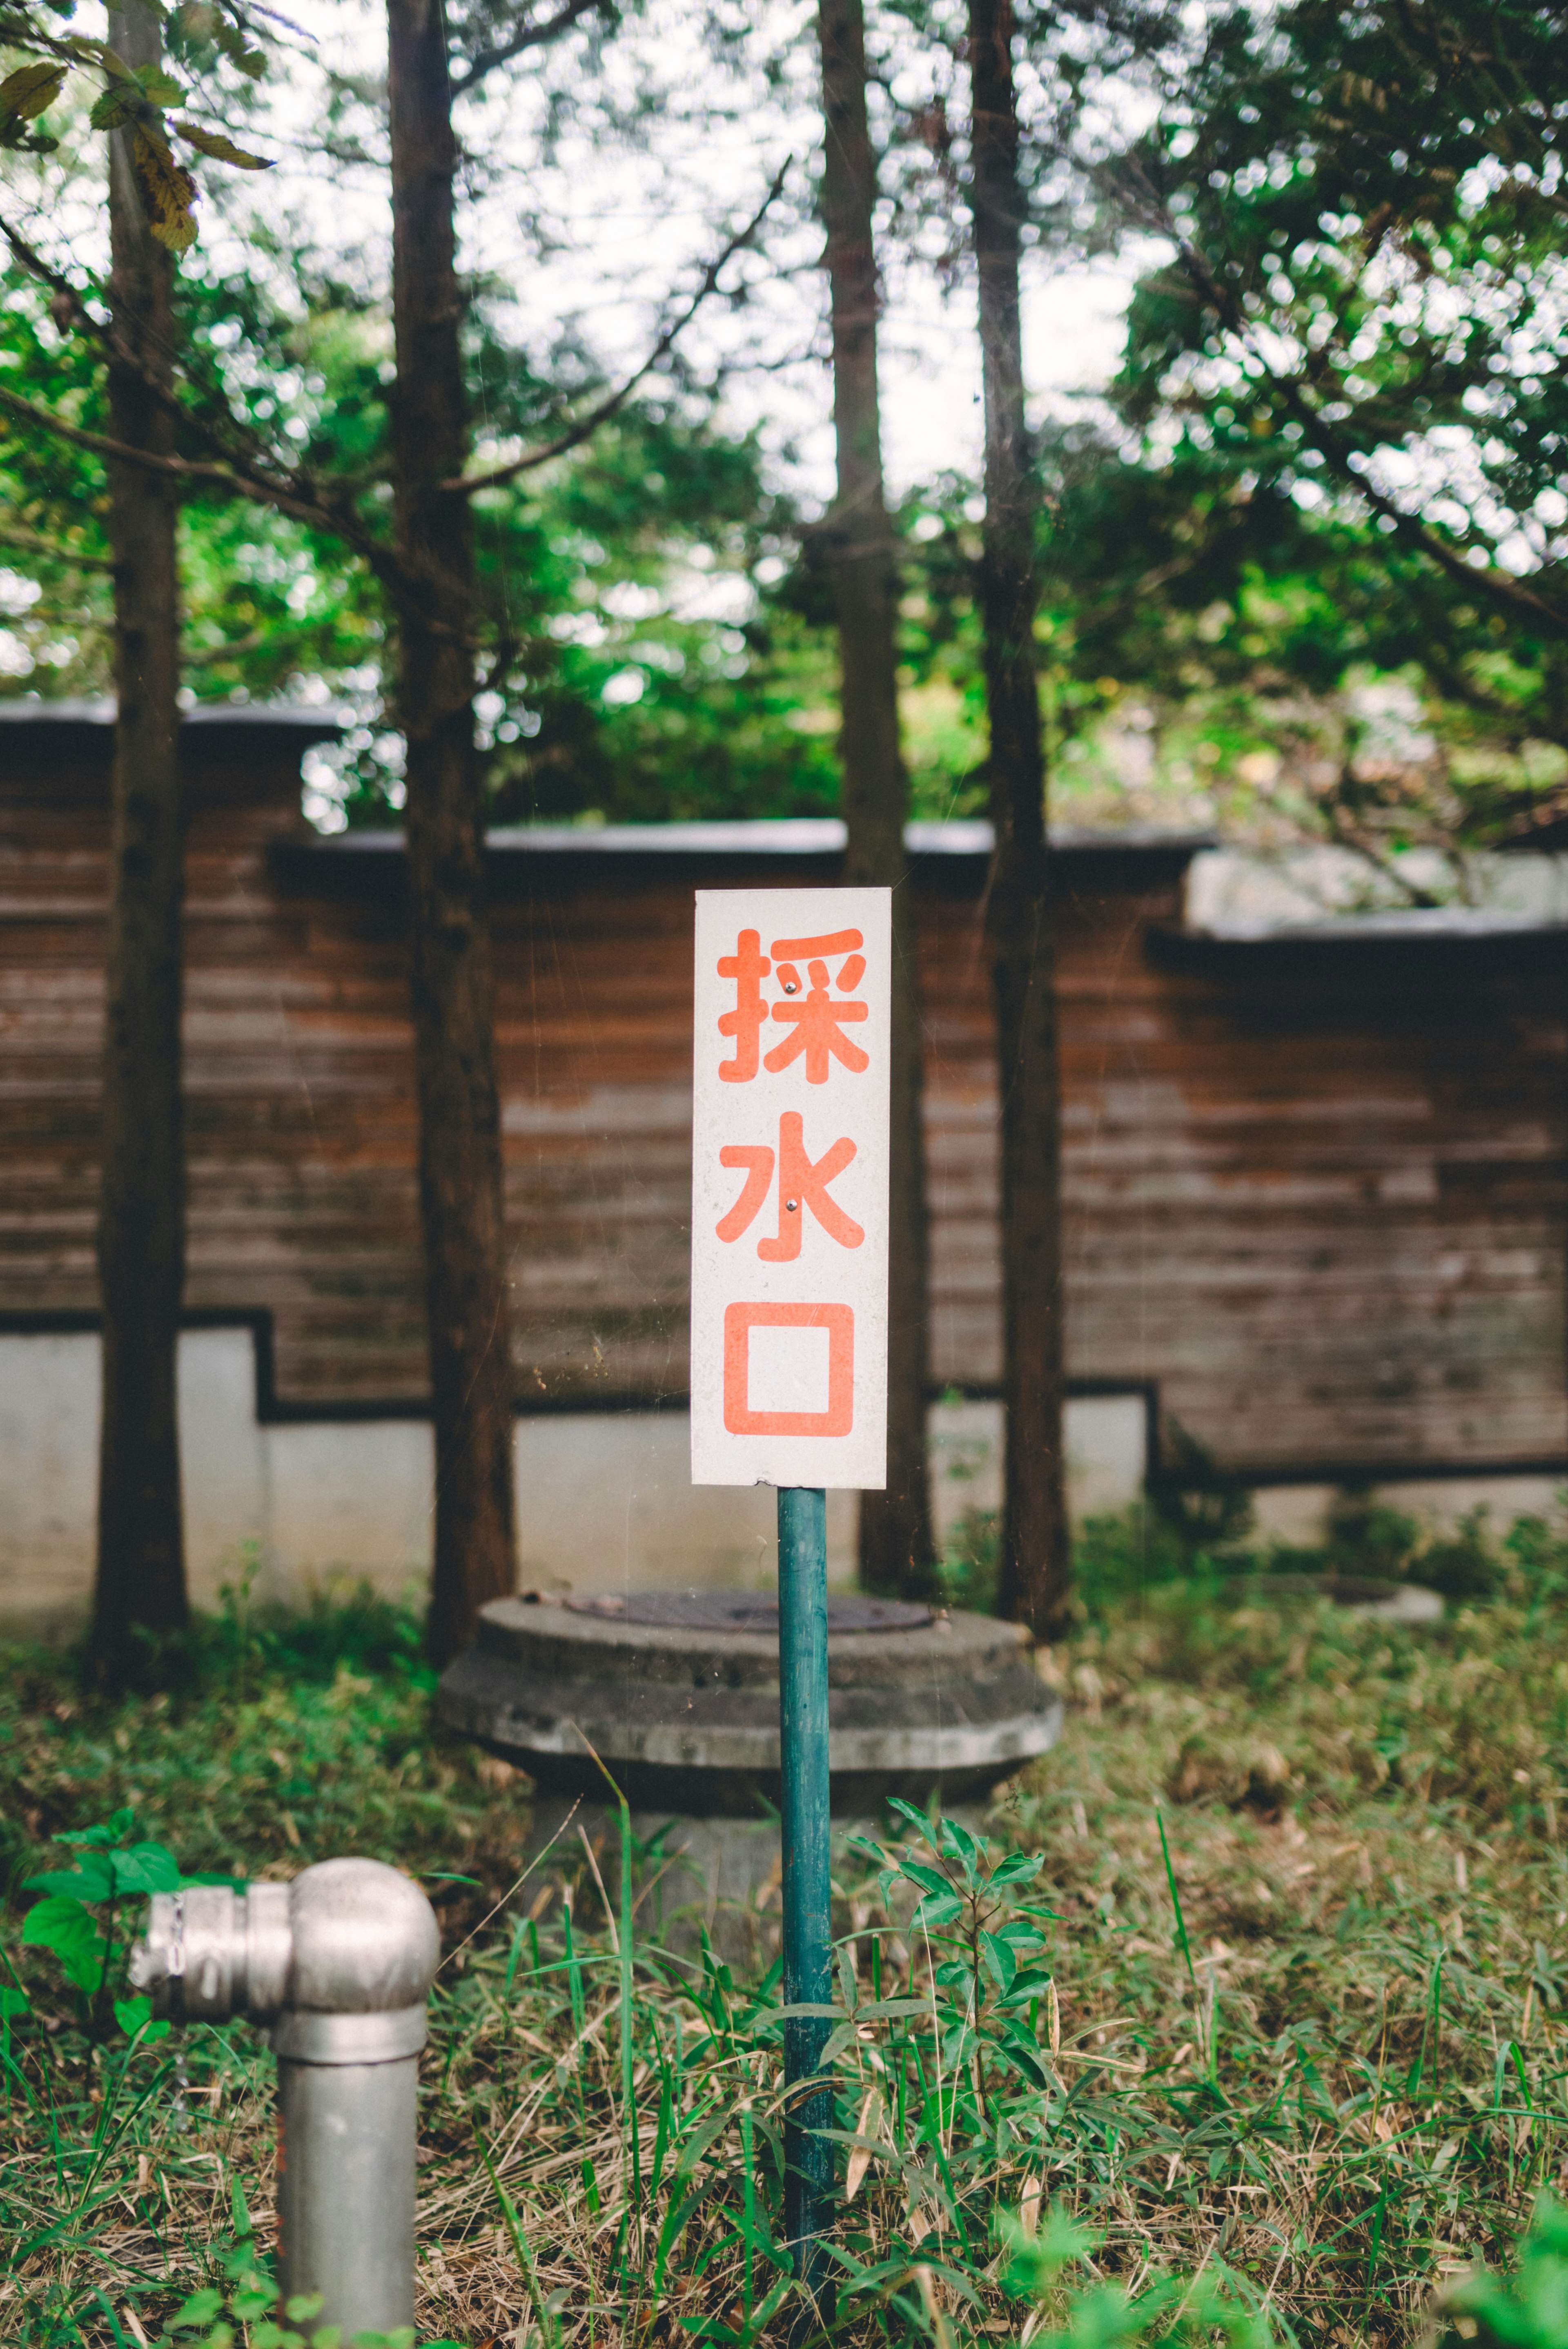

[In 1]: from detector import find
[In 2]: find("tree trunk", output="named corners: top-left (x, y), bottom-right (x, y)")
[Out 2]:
top-left (817, 0), bottom-right (938, 1600)
top-left (387, 0), bottom-right (518, 1665)
top-left (93, 0), bottom-right (189, 1671)
top-left (968, 0), bottom-right (1071, 1638)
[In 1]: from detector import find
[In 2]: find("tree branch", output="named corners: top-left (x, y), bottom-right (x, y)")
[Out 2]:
top-left (183, 629), bottom-right (267, 665)
top-left (450, 0), bottom-right (608, 93)
top-left (0, 380), bottom-right (387, 564)
top-left (0, 207), bottom-right (384, 539)
top-left (0, 523), bottom-right (115, 571)
top-left (444, 160), bottom-right (789, 496)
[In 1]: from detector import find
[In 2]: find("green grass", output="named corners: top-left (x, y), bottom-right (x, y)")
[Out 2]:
top-left (7, 1519), bottom-right (1568, 2347)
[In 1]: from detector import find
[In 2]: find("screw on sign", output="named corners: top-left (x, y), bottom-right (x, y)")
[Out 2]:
top-left (692, 889), bottom-right (891, 2300)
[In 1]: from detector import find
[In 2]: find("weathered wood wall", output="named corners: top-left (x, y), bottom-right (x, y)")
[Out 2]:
top-left (2, 710), bottom-right (1564, 1480)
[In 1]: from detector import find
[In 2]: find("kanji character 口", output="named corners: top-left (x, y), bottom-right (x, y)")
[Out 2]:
top-left (715, 1112), bottom-right (864, 1260)
top-left (763, 927), bottom-right (869, 1083)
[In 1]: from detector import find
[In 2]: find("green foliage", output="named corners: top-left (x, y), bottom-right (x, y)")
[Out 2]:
top-left (1434, 2192), bottom-right (1568, 2349)
top-left (18, 1807), bottom-right (184, 2027)
top-left (1092, 0), bottom-right (1568, 853)
top-left (1002, 2205), bottom-right (1281, 2346)
top-left (0, 1583), bottom-right (515, 1914)
top-left (7, 0), bottom-right (1568, 866)
top-left (8, 1542), bottom-right (1568, 2338)
top-left (143, 2179), bottom-right (411, 2349)
top-left (844, 1797), bottom-right (1062, 2103)
top-left (0, 251), bottom-right (843, 825)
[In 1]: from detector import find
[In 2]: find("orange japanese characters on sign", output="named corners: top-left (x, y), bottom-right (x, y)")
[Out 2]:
top-left (691, 889), bottom-right (891, 1489)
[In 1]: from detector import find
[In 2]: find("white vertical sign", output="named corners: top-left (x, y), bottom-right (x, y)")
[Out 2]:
top-left (690, 888), bottom-right (890, 1490)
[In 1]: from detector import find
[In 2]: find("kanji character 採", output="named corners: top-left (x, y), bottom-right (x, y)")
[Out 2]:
top-left (762, 927), bottom-right (868, 1083)
top-left (715, 1112), bottom-right (864, 1260)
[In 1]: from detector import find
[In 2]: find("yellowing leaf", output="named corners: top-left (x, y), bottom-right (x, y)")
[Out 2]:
top-left (0, 63), bottom-right (68, 122)
top-left (845, 2085), bottom-right (882, 2201)
top-left (131, 127), bottom-right (198, 253)
top-left (174, 121), bottom-right (272, 170)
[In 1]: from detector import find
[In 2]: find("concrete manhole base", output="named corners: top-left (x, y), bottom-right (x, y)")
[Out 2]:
top-left (438, 1590), bottom-right (1062, 1817)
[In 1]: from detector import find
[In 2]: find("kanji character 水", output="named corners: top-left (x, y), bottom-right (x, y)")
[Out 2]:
top-left (715, 1112), bottom-right (864, 1260)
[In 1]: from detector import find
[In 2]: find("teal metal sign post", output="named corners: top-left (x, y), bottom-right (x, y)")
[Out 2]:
top-left (777, 1482), bottom-right (832, 2289)
top-left (690, 887), bottom-right (894, 2298)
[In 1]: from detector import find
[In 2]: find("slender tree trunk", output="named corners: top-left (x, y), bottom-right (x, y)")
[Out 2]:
top-left (93, 0), bottom-right (188, 1670)
top-left (969, 0), bottom-right (1070, 1637)
top-left (387, 0), bottom-right (518, 1665)
top-left (818, 0), bottom-right (938, 1599)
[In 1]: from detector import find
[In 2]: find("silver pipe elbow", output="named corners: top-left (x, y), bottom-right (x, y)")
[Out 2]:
top-left (130, 1859), bottom-right (439, 2033)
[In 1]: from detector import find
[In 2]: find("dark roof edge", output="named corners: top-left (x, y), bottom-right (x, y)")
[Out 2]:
top-left (1152, 915), bottom-right (1568, 962)
top-left (292, 818), bottom-right (1216, 863)
top-left (0, 696), bottom-right (343, 729)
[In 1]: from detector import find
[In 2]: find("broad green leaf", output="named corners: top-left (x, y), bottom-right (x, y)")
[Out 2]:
top-left (114, 1993), bottom-right (170, 2041)
top-left (24, 1851), bottom-right (116, 1903)
top-left (0, 1986), bottom-right (30, 2019)
top-left (170, 2287), bottom-right (225, 2331)
top-left (112, 1841), bottom-right (181, 1894)
top-left (914, 1892), bottom-right (963, 1928)
top-left (980, 1930), bottom-right (1017, 1996)
top-left (895, 1861), bottom-right (952, 1899)
top-left (61, 1811), bottom-right (135, 1847)
top-left (938, 1814), bottom-right (982, 1866)
top-left (21, 1894), bottom-right (107, 1992)
top-left (0, 63), bottom-right (67, 121)
top-left (174, 121), bottom-right (272, 170)
top-left (820, 2020), bottom-right (862, 2064)
top-left (989, 1849), bottom-right (1045, 1887)
top-left (132, 65), bottom-right (187, 106)
top-left (998, 2030), bottom-right (1051, 2090)
top-left (89, 89), bottom-right (138, 130)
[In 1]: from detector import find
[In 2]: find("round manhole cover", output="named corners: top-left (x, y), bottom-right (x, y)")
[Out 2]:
top-left (563, 1592), bottom-right (934, 1634)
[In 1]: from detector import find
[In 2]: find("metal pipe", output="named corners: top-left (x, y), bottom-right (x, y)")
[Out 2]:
top-left (131, 1858), bottom-right (439, 2336)
top-left (777, 1484), bottom-right (832, 2294)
